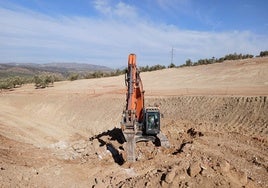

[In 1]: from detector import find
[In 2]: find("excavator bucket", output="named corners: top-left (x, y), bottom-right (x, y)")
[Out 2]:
top-left (123, 132), bottom-right (136, 162)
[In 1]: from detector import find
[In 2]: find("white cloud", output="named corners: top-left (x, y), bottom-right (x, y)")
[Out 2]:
top-left (114, 2), bottom-right (137, 18)
top-left (156, 0), bottom-right (192, 16)
top-left (93, 0), bottom-right (137, 20)
top-left (93, 0), bottom-right (112, 15)
top-left (0, 4), bottom-right (267, 67)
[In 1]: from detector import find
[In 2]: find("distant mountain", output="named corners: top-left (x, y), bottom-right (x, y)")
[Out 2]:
top-left (5, 62), bottom-right (111, 71)
top-left (0, 62), bottom-right (112, 78)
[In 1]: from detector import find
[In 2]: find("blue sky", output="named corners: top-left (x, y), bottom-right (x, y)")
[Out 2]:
top-left (0, 0), bottom-right (267, 67)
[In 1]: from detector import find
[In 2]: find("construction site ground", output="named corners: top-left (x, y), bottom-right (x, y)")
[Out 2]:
top-left (0, 57), bottom-right (268, 187)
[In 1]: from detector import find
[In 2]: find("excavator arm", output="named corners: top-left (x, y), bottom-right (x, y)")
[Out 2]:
top-left (125, 54), bottom-right (144, 124)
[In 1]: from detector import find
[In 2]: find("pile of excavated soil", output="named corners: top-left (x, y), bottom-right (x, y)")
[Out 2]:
top-left (0, 57), bottom-right (267, 187)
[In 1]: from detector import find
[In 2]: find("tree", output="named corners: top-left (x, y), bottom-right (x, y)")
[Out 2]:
top-left (34, 75), bottom-right (46, 88)
top-left (0, 76), bottom-right (27, 90)
top-left (11, 77), bottom-right (23, 88)
top-left (34, 75), bottom-right (54, 88)
top-left (92, 71), bottom-right (103, 78)
top-left (185, 59), bottom-right (192, 66)
top-left (0, 80), bottom-right (12, 90)
top-left (168, 63), bottom-right (176, 68)
top-left (260, 51), bottom-right (268, 57)
top-left (68, 73), bottom-right (79, 81)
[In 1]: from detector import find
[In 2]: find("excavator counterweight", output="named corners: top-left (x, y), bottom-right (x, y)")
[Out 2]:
top-left (121, 54), bottom-right (169, 162)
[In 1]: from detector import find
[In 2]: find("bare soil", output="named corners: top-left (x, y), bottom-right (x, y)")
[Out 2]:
top-left (0, 57), bottom-right (268, 187)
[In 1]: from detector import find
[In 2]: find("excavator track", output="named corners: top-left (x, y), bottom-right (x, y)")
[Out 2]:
top-left (157, 132), bottom-right (170, 148)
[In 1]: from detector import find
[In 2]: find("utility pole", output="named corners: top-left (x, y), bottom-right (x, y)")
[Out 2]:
top-left (171, 47), bottom-right (174, 65)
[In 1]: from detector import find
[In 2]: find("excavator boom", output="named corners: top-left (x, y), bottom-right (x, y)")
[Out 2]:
top-left (125, 54), bottom-right (144, 123)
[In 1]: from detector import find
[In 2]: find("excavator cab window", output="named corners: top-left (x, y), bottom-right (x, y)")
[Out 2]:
top-left (145, 112), bottom-right (160, 135)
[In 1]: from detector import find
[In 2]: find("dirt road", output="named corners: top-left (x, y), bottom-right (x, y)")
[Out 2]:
top-left (0, 57), bottom-right (267, 187)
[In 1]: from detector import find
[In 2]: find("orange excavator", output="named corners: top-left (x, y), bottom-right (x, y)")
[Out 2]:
top-left (121, 54), bottom-right (169, 162)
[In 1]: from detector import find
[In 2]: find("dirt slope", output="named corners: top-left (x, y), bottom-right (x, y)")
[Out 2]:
top-left (0, 57), bottom-right (267, 187)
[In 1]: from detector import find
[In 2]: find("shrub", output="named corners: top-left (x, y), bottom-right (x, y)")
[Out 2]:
top-left (0, 76), bottom-right (25, 90)
top-left (34, 75), bottom-right (55, 89)
top-left (0, 80), bottom-right (12, 90)
top-left (140, 64), bottom-right (166, 72)
top-left (11, 76), bottom-right (23, 88)
top-left (83, 73), bottom-right (95, 79)
top-left (68, 73), bottom-right (79, 81)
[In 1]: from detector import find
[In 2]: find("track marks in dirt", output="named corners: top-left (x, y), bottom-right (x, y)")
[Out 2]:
top-left (148, 96), bottom-right (268, 137)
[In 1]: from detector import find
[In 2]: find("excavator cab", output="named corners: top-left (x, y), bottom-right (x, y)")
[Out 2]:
top-left (144, 108), bottom-right (160, 135)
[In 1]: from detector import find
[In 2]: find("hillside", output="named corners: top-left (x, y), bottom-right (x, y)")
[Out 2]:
top-left (0, 62), bottom-right (112, 78)
top-left (0, 57), bottom-right (267, 187)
